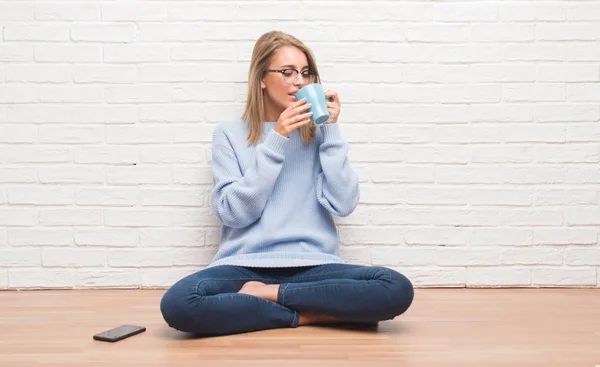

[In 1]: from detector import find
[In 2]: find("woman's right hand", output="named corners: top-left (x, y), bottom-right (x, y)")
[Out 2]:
top-left (273, 98), bottom-right (313, 138)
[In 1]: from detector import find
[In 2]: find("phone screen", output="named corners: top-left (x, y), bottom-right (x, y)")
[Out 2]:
top-left (94, 325), bottom-right (145, 341)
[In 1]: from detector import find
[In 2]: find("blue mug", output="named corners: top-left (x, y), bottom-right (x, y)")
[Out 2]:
top-left (295, 83), bottom-right (330, 125)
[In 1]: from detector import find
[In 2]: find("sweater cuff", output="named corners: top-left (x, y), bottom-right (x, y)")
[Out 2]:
top-left (320, 123), bottom-right (342, 142)
top-left (263, 129), bottom-right (289, 155)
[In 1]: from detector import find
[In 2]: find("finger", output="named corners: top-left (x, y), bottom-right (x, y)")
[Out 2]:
top-left (290, 112), bottom-right (313, 123)
top-left (292, 102), bottom-right (312, 114)
top-left (287, 97), bottom-right (307, 110)
top-left (290, 118), bottom-right (312, 129)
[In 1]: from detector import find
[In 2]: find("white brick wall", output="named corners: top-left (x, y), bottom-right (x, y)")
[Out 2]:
top-left (1, 0), bottom-right (599, 289)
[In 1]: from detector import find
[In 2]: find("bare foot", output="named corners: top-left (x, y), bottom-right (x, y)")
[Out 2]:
top-left (238, 281), bottom-right (279, 303)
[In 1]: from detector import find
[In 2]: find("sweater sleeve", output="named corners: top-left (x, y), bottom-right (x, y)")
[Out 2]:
top-left (315, 123), bottom-right (360, 217)
top-left (210, 126), bottom-right (289, 228)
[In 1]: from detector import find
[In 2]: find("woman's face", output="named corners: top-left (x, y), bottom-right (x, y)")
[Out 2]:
top-left (261, 46), bottom-right (314, 113)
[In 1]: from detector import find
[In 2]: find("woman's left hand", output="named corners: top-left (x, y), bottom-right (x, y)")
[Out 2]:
top-left (324, 90), bottom-right (340, 124)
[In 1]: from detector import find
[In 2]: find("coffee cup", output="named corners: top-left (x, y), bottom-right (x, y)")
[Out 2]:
top-left (295, 83), bottom-right (330, 125)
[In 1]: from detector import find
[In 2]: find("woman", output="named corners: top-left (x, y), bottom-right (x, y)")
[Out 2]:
top-left (160, 31), bottom-right (414, 337)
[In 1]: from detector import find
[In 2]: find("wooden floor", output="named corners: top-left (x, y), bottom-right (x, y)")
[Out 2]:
top-left (0, 289), bottom-right (598, 367)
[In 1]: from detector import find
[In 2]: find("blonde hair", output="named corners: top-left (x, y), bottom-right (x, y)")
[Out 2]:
top-left (243, 31), bottom-right (321, 145)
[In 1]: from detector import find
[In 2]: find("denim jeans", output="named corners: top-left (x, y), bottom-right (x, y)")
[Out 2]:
top-left (160, 263), bottom-right (414, 337)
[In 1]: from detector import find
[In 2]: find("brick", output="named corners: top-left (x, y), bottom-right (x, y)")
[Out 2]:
top-left (139, 189), bottom-right (204, 207)
top-left (0, 125), bottom-right (37, 143)
top-left (439, 85), bottom-right (502, 103)
top-left (504, 44), bottom-right (566, 61)
top-left (467, 268), bottom-right (531, 287)
top-left (108, 249), bottom-right (173, 267)
top-left (73, 65), bottom-right (138, 84)
top-left (536, 189), bottom-right (597, 206)
top-left (533, 267), bottom-right (596, 286)
top-left (71, 24), bottom-right (136, 42)
top-left (106, 166), bottom-right (171, 185)
top-left (39, 86), bottom-right (104, 103)
top-left (8, 187), bottom-right (73, 205)
top-left (105, 209), bottom-right (171, 227)
top-left (39, 167), bottom-right (104, 184)
top-left (470, 228), bottom-right (533, 246)
top-left (76, 188), bottom-right (137, 207)
top-left (171, 43), bottom-right (237, 61)
top-left (172, 124), bottom-right (214, 142)
top-left (168, 3), bottom-right (236, 21)
top-left (435, 209), bottom-right (501, 226)
top-left (42, 248), bottom-right (106, 267)
top-left (39, 126), bottom-right (103, 144)
top-left (564, 248), bottom-right (600, 265)
top-left (140, 146), bottom-right (204, 164)
top-left (140, 64), bottom-right (206, 83)
top-left (470, 24), bottom-right (534, 42)
top-left (75, 269), bottom-right (139, 288)
top-left (0, 169), bottom-right (37, 184)
top-left (537, 144), bottom-right (600, 163)
top-left (74, 147), bottom-right (138, 165)
top-left (473, 64), bottom-right (536, 83)
top-left (370, 164), bottom-right (434, 183)
top-left (406, 146), bottom-right (468, 164)
top-left (40, 209), bottom-right (102, 226)
top-left (435, 3), bottom-right (497, 22)
top-left (106, 85), bottom-right (171, 104)
top-left (102, 3), bottom-right (165, 21)
top-left (469, 145), bottom-right (534, 163)
top-left (9, 269), bottom-right (74, 289)
top-left (566, 208), bottom-right (600, 226)
top-left (500, 3), bottom-right (566, 21)
top-left (8, 146), bottom-right (71, 163)
top-left (0, 271), bottom-right (7, 288)
top-left (372, 247), bottom-right (437, 266)
top-left (180, 246), bottom-right (217, 263)
top-left (371, 44), bottom-right (436, 63)
top-left (340, 24), bottom-right (405, 42)
top-left (499, 209), bottom-right (563, 226)
top-left (536, 104), bottom-right (600, 122)
top-left (502, 248), bottom-right (564, 265)
top-left (568, 3), bottom-right (600, 21)
top-left (537, 24), bottom-right (600, 41)
top-left (0, 249), bottom-right (40, 267)
top-left (339, 246), bottom-right (372, 266)
top-left (567, 124), bottom-right (600, 142)
top-left (568, 43), bottom-right (600, 61)
top-left (436, 125), bottom-right (502, 144)
top-left (469, 188), bottom-right (533, 206)
top-left (35, 44), bottom-right (101, 63)
top-left (405, 228), bottom-right (468, 246)
top-left (75, 229), bottom-right (138, 247)
top-left (538, 64), bottom-right (599, 82)
top-left (436, 247), bottom-right (503, 266)
top-left (399, 267), bottom-right (466, 287)
top-left (140, 228), bottom-right (205, 247)
top-left (337, 226), bottom-right (404, 246)
top-left (35, 3), bottom-right (98, 20)
top-left (104, 45), bottom-right (169, 63)
top-left (5, 65), bottom-right (71, 83)
top-left (0, 45), bottom-right (34, 62)
top-left (4, 25), bottom-right (69, 41)
top-left (0, 85), bottom-right (38, 103)
top-left (106, 125), bottom-right (171, 144)
top-left (504, 84), bottom-right (566, 102)
top-left (0, 209), bottom-right (37, 226)
top-left (437, 45), bottom-right (503, 63)
top-left (568, 84), bottom-right (600, 102)
top-left (565, 167), bottom-right (600, 184)
top-left (0, 3), bottom-right (33, 20)
top-left (138, 24), bottom-right (204, 42)
top-left (172, 167), bottom-right (213, 185)
top-left (173, 84), bottom-right (235, 102)
top-left (140, 268), bottom-right (196, 288)
top-left (9, 229), bottom-right (73, 246)
top-left (406, 65), bottom-right (469, 84)
top-left (502, 124), bottom-right (565, 143)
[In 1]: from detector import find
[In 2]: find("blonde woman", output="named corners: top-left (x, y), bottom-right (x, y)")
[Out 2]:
top-left (160, 31), bottom-right (414, 336)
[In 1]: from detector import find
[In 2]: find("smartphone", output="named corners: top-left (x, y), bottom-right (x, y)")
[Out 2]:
top-left (93, 325), bottom-right (146, 343)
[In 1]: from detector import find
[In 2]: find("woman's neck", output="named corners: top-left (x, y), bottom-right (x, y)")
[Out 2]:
top-left (263, 98), bottom-right (283, 123)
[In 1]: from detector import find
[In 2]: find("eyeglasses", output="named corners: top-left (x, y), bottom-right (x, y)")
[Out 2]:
top-left (265, 68), bottom-right (316, 84)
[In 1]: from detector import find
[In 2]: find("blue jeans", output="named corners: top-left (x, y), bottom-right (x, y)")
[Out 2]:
top-left (160, 263), bottom-right (414, 336)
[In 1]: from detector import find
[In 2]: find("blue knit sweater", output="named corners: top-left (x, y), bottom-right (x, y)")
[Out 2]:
top-left (207, 119), bottom-right (360, 268)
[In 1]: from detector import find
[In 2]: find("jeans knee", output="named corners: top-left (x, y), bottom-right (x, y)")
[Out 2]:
top-left (160, 284), bottom-right (197, 333)
top-left (383, 268), bottom-right (414, 318)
